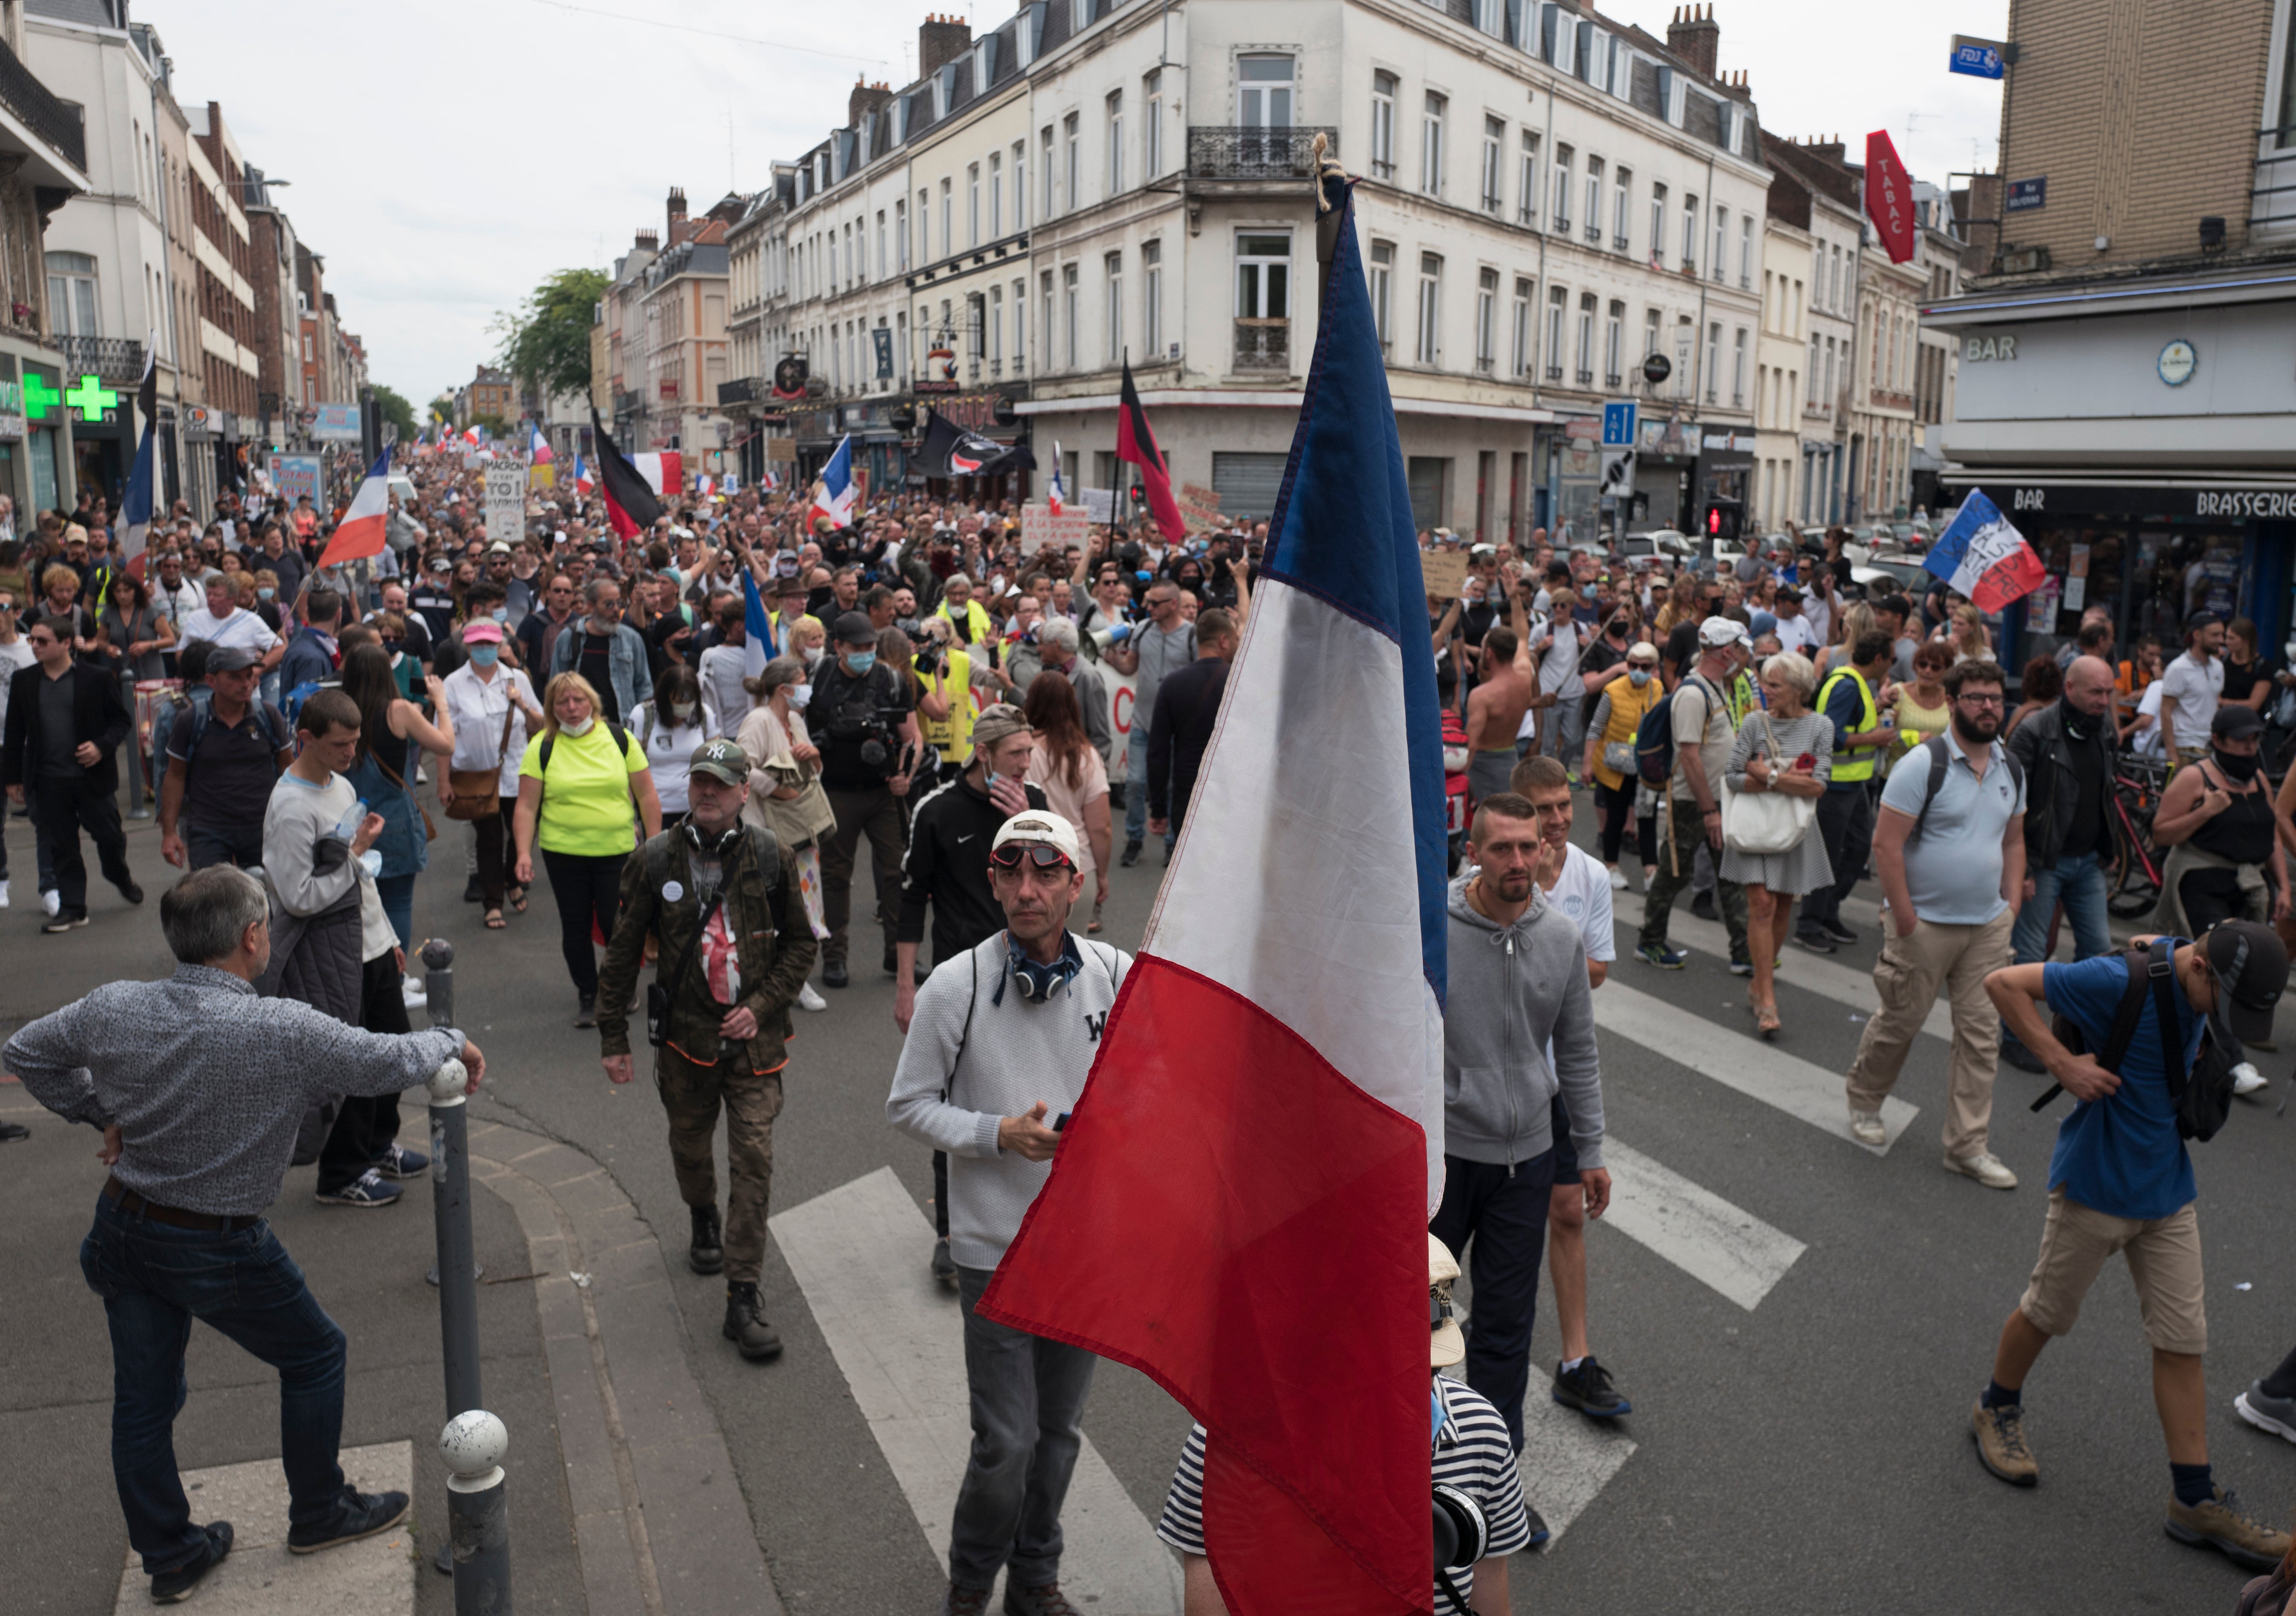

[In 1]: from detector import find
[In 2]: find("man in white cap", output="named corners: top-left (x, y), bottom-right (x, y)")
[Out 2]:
top-left (1155, 1233), bottom-right (1535, 1613)
top-left (1635, 617), bottom-right (1752, 971)
top-left (887, 808), bottom-right (1131, 1616)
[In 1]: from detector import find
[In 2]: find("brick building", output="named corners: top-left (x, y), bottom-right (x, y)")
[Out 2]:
top-left (465, 364), bottom-right (513, 427)
top-left (183, 100), bottom-right (259, 494)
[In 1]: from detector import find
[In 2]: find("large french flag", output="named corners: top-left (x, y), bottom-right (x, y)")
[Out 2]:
top-left (810, 435), bottom-right (857, 529)
top-left (980, 172), bottom-right (1446, 1616)
top-left (317, 451), bottom-right (393, 568)
top-left (1924, 488), bottom-right (2047, 614)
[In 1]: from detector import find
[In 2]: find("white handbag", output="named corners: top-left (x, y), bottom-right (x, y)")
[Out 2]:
top-left (1721, 712), bottom-right (1816, 856)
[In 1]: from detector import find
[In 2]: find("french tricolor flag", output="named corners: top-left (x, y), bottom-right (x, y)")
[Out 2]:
top-left (810, 435), bottom-right (856, 529)
top-left (316, 451), bottom-right (393, 569)
top-left (981, 172), bottom-right (1445, 1616)
top-left (571, 453), bottom-right (594, 496)
top-left (528, 423), bottom-right (554, 463)
top-left (1047, 439), bottom-right (1066, 517)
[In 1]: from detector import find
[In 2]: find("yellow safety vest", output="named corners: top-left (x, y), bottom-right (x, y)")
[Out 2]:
top-left (1815, 667), bottom-right (1879, 782)
top-left (917, 644), bottom-right (976, 765)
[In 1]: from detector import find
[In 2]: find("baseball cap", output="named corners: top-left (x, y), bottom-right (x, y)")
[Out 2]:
top-left (488, 540), bottom-right (512, 555)
top-left (1698, 616), bottom-right (1749, 648)
top-left (989, 808), bottom-right (1081, 866)
top-left (205, 644), bottom-right (262, 673)
top-left (972, 703), bottom-right (1031, 751)
top-left (687, 738), bottom-right (750, 788)
top-left (462, 619), bottom-right (504, 644)
top-left (2212, 705), bottom-right (2264, 742)
top-left (429, 556), bottom-right (452, 572)
top-left (2204, 920), bottom-right (2290, 1045)
top-left (832, 610), bottom-right (877, 645)
top-left (1429, 1233), bottom-right (1464, 1369)
top-left (1469, 542), bottom-right (1497, 558)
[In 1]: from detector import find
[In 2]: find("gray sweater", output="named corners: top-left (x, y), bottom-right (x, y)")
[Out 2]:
top-left (1443, 876), bottom-right (1605, 1171)
top-left (887, 932), bottom-right (1131, 1270)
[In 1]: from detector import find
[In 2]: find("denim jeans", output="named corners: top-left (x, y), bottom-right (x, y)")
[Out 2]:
top-left (2011, 849), bottom-right (2113, 966)
top-left (949, 1265), bottom-right (1099, 1589)
top-left (79, 1193), bottom-right (350, 1573)
top-left (1123, 728), bottom-right (1168, 848)
top-left (1429, 1151), bottom-right (1559, 1453)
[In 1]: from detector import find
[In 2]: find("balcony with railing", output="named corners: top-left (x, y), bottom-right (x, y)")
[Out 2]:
top-left (1187, 127), bottom-right (1336, 181)
top-left (0, 38), bottom-right (85, 176)
top-left (1576, 369), bottom-right (1595, 387)
top-left (2254, 125), bottom-right (2296, 234)
top-left (1546, 364), bottom-right (1563, 382)
top-left (717, 376), bottom-right (759, 407)
top-left (1234, 317), bottom-right (1289, 373)
top-left (57, 335), bottom-right (142, 381)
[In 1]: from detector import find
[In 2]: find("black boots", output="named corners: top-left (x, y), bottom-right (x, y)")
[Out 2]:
top-left (723, 1282), bottom-right (783, 1361)
top-left (689, 1204), bottom-right (724, 1275)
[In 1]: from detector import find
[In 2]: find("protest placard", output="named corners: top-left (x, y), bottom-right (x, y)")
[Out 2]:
top-left (1021, 503), bottom-right (1091, 556)
top-left (1420, 548), bottom-right (1470, 600)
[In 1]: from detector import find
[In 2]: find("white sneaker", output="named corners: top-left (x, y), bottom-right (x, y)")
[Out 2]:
top-left (1848, 1109), bottom-right (1887, 1147)
top-left (41, 887), bottom-right (60, 918)
top-left (416, 766), bottom-right (430, 786)
top-left (0, 878), bottom-right (9, 909)
top-left (2233, 1063), bottom-right (2269, 1096)
top-left (402, 975), bottom-right (427, 1008)
top-left (1607, 865), bottom-right (1628, 891)
top-left (797, 982), bottom-right (828, 1013)
top-left (1945, 1149), bottom-right (2019, 1190)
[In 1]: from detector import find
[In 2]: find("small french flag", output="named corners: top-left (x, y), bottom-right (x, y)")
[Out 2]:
top-left (529, 424), bottom-right (554, 463)
top-left (810, 435), bottom-right (856, 529)
top-left (572, 453), bottom-right (594, 495)
top-left (1048, 440), bottom-right (1066, 517)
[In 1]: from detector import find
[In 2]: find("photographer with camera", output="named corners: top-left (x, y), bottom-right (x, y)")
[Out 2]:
top-left (815, 611), bottom-right (924, 989)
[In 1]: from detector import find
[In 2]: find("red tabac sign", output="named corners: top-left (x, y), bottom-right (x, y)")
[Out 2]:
top-left (1865, 130), bottom-right (1916, 264)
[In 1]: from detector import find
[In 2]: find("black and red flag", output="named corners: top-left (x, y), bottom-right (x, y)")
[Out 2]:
top-left (916, 406), bottom-right (1036, 480)
top-left (1115, 358), bottom-right (1184, 542)
top-left (590, 408), bottom-right (665, 539)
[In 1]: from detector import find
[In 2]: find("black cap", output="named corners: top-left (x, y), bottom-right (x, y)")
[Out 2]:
top-left (2205, 920), bottom-right (2290, 1045)
top-left (2212, 704), bottom-right (2264, 742)
top-left (832, 610), bottom-right (876, 646)
top-left (205, 644), bottom-right (261, 673)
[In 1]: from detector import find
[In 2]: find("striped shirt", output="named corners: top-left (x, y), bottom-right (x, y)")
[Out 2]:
top-left (1155, 1376), bottom-right (1532, 1604)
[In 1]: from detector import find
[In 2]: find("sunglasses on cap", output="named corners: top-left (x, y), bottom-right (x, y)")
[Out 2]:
top-left (990, 844), bottom-right (1074, 872)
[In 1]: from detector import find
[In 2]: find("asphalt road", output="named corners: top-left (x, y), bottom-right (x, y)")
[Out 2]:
top-left (7, 794), bottom-right (2296, 1613)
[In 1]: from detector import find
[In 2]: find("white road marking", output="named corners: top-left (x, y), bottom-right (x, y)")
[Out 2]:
top-left (1594, 978), bottom-right (1920, 1152)
top-left (1599, 1140), bottom-right (1806, 1310)
top-left (1441, 1368), bottom-right (1637, 1548)
top-left (770, 1168), bottom-right (1184, 1615)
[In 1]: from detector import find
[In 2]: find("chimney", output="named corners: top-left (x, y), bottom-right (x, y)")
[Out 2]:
top-left (1720, 67), bottom-right (1752, 101)
top-left (635, 227), bottom-right (658, 253)
top-left (918, 13), bottom-right (972, 80)
top-left (667, 186), bottom-right (688, 242)
top-left (849, 76), bottom-right (895, 129)
top-left (1667, 3), bottom-right (1720, 81)
top-left (1807, 135), bottom-right (1846, 166)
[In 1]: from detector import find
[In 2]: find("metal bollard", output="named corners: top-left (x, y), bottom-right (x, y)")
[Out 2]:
top-left (440, 1409), bottom-right (513, 1613)
top-left (422, 937), bottom-right (456, 1031)
top-left (428, 1055), bottom-right (506, 1594)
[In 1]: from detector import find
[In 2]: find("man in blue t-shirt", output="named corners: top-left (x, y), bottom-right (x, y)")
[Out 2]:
top-left (1972, 921), bottom-right (2290, 1571)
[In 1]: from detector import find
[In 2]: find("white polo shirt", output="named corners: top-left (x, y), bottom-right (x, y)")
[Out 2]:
top-left (178, 605), bottom-right (282, 655)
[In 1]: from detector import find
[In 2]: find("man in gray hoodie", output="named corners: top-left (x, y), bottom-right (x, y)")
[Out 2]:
top-left (1434, 790), bottom-right (1608, 1461)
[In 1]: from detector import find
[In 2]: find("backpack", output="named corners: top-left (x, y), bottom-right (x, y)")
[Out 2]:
top-left (1905, 733), bottom-right (2025, 844)
top-left (535, 720), bottom-right (629, 774)
top-left (1635, 673), bottom-right (1716, 788)
top-left (2035, 937), bottom-right (2240, 1142)
top-left (156, 683), bottom-right (291, 782)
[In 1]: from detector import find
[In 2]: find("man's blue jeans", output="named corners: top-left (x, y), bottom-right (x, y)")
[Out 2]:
top-left (1123, 728), bottom-right (1171, 851)
top-left (79, 1192), bottom-right (350, 1574)
top-left (2011, 849), bottom-right (2113, 966)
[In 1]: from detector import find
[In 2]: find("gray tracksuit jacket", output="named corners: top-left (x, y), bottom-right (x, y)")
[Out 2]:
top-left (1443, 876), bottom-right (1606, 1171)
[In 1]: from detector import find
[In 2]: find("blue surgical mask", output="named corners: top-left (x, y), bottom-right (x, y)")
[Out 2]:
top-left (492, 607), bottom-right (509, 622)
top-left (468, 643), bottom-right (500, 667)
top-left (257, 586), bottom-right (274, 600)
top-left (844, 649), bottom-right (876, 675)
top-left (1628, 667), bottom-right (1652, 687)
top-left (787, 682), bottom-right (812, 709)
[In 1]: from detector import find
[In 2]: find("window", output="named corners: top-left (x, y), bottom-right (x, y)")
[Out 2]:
top-left (1475, 267), bottom-right (1498, 373)
top-left (1042, 126), bottom-right (1056, 217)
top-left (1711, 206), bottom-right (1727, 282)
top-left (828, 230), bottom-right (839, 291)
top-left (1830, 245), bottom-right (1843, 312)
top-left (1824, 335), bottom-right (1836, 404)
top-left (940, 178), bottom-right (953, 254)
top-left (1416, 251), bottom-right (1442, 364)
top-left (917, 189), bottom-right (929, 263)
top-left (1644, 306), bottom-right (1662, 361)
top-left (1583, 156), bottom-right (1603, 243)
top-left (1512, 277), bottom-right (1533, 376)
top-left (1551, 144), bottom-right (1573, 233)
top-left (1421, 93), bottom-right (1446, 195)
top-left (1544, 285), bottom-right (1566, 381)
top-left (1011, 279), bottom-right (1026, 373)
top-left (1065, 113), bottom-right (1080, 212)
top-left (1481, 117), bottom-right (1504, 213)
top-left (1014, 142), bottom-right (1028, 230)
top-left (1575, 292), bottom-right (1595, 385)
top-left (1604, 300), bottom-right (1624, 386)
top-left (1649, 182), bottom-right (1666, 260)
top-left (1682, 193), bottom-right (1698, 272)
top-left (1518, 130), bottom-right (1540, 226)
top-left (1143, 239), bottom-right (1163, 355)
top-left (1063, 262), bottom-right (1079, 367)
top-left (1371, 72), bottom-right (1397, 178)
top-left (1612, 168), bottom-right (1631, 250)
top-left (968, 163), bottom-right (981, 247)
top-left (1676, 316), bottom-right (1694, 399)
top-left (1240, 54), bottom-right (1294, 126)
top-left (1145, 71), bottom-right (1164, 176)
top-left (989, 152), bottom-right (1002, 236)
top-left (1705, 320), bottom-right (1721, 401)
top-left (1107, 92), bottom-right (1124, 193)
top-left (989, 286), bottom-right (1004, 372)
top-left (1106, 251), bottom-right (1123, 364)
top-left (1041, 269), bottom-right (1056, 368)
top-left (1732, 327), bottom-right (1747, 406)
top-left (1740, 215), bottom-right (1755, 288)
top-left (1237, 234), bottom-right (1291, 318)
top-left (876, 210), bottom-right (888, 276)
top-left (1369, 240), bottom-right (1394, 351)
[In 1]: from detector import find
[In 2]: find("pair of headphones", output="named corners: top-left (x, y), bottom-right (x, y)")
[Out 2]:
top-left (681, 819), bottom-right (745, 859)
top-left (1001, 933), bottom-right (1083, 1006)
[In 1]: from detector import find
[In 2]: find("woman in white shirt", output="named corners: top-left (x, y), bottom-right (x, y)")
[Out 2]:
top-left (437, 619), bottom-right (546, 928)
top-left (631, 663), bottom-right (708, 817)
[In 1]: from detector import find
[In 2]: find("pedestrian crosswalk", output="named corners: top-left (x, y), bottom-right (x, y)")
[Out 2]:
top-left (1600, 1141), bottom-right (1806, 1310)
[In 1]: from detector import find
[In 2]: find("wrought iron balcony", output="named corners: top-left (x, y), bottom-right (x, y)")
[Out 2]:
top-left (613, 389), bottom-right (640, 415)
top-left (1234, 317), bottom-right (1289, 372)
top-left (1575, 369), bottom-right (1595, 387)
top-left (58, 335), bottom-right (143, 381)
top-left (717, 376), bottom-right (759, 406)
top-left (1188, 126), bottom-right (1337, 181)
top-left (0, 38), bottom-right (84, 174)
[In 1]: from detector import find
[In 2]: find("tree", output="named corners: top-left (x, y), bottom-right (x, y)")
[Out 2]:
top-left (428, 392), bottom-right (458, 430)
top-left (370, 383), bottom-right (416, 445)
top-left (494, 267), bottom-right (610, 402)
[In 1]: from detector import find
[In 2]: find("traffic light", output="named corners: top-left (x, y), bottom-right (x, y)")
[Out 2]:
top-left (1701, 498), bottom-right (1743, 542)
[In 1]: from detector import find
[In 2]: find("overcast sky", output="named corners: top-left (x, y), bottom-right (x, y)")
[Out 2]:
top-left (141, 0), bottom-right (2008, 407)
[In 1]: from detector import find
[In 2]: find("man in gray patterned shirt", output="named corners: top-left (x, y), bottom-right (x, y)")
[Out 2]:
top-left (3, 865), bottom-right (486, 1604)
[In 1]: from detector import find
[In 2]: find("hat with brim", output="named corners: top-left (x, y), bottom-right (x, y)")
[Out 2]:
top-left (1699, 616), bottom-right (1749, 648)
top-left (462, 620), bottom-right (504, 644)
top-left (2206, 920), bottom-right (2290, 1045)
top-left (2212, 704), bottom-right (2265, 743)
top-left (206, 644), bottom-right (261, 673)
top-left (1429, 1233), bottom-right (1464, 1369)
top-left (990, 807), bottom-right (1080, 866)
top-left (832, 610), bottom-right (876, 646)
top-left (688, 738), bottom-right (750, 788)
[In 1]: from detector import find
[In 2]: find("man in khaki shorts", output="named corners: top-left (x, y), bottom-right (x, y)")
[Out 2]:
top-left (1974, 920), bottom-right (2292, 1571)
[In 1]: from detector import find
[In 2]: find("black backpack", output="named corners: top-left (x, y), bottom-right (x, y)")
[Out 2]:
top-left (535, 720), bottom-right (628, 773)
top-left (2035, 937), bottom-right (2239, 1142)
top-left (1906, 733), bottom-right (2024, 844)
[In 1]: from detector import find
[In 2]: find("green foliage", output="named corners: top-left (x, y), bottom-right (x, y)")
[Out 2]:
top-left (428, 393), bottom-right (457, 428)
top-left (370, 384), bottom-right (416, 444)
top-left (494, 267), bottom-right (610, 401)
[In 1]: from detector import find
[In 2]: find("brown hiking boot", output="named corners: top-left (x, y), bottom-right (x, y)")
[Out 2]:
top-left (2166, 1486), bottom-right (2293, 1572)
top-left (1970, 1397), bottom-right (2037, 1485)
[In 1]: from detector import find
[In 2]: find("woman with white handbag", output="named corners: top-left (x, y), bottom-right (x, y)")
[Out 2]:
top-left (1720, 651), bottom-right (1834, 1038)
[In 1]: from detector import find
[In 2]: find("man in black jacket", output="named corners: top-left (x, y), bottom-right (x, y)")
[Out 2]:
top-left (2000, 654), bottom-right (2120, 1071)
top-left (3, 614), bottom-right (140, 931)
top-left (1147, 607), bottom-right (1239, 840)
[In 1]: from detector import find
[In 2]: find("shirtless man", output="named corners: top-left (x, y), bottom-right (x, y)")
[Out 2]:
top-left (1466, 623), bottom-right (1539, 807)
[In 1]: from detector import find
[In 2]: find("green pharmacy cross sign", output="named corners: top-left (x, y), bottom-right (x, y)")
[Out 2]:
top-left (66, 374), bottom-right (118, 421)
top-left (21, 372), bottom-right (60, 420)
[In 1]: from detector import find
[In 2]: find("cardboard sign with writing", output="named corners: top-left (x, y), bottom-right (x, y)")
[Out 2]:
top-left (1021, 502), bottom-right (1091, 556)
top-left (1420, 548), bottom-right (1471, 600)
top-left (1082, 488), bottom-right (1116, 524)
top-left (483, 463), bottom-right (527, 545)
top-left (1177, 482), bottom-right (1223, 530)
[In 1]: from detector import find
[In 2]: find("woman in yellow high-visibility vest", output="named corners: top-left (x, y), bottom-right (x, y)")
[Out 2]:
top-left (1582, 641), bottom-right (1667, 889)
top-left (913, 623), bottom-right (977, 782)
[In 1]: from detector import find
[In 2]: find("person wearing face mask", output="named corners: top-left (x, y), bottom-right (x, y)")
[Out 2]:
top-left (2149, 704), bottom-right (2291, 940)
top-left (1581, 641), bottom-right (1665, 891)
top-left (814, 611), bottom-right (922, 990)
top-left (737, 657), bottom-right (832, 1014)
top-left (633, 665), bottom-right (710, 817)
top-left (439, 620), bottom-right (546, 929)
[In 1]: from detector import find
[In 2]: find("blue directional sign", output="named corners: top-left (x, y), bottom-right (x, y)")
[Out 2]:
top-left (2005, 177), bottom-right (2047, 212)
top-left (1601, 400), bottom-right (1638, 448)
top-left (1950, 35), bottom-right (2007, 79)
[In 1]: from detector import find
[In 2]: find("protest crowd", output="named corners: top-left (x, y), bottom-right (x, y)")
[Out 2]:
top-left (10, 423), bottom-right (2296, 1615)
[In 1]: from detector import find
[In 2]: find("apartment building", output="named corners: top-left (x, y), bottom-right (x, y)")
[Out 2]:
top-left (0, 0), bottom-right (84, 515)
top-left (1923, 0), bottom-right (2296, 669)
top-left (722, 168), bottom-right (793, 482)
top-left (639, 187), bottom-right (737, 464)
top-left (1751, 213), bottom-right (1806, 531)
top-left (182, 99), bottom-right (260, 496)
top-left (601, 227), bottom-right (658, 451)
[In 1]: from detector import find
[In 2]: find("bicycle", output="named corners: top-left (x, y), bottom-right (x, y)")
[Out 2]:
top-left (2106, 754), bottom-right (2170, 918)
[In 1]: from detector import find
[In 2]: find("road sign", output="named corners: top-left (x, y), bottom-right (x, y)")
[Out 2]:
top-left (1599, 448), bottom-right (1637, 499)
top-left (1949, 35), bottom-right (2008, 79)
top-left (1602, 401), bottom-right (1638, 448)
top-left (2005, 177), bottom-right (2047, 212)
